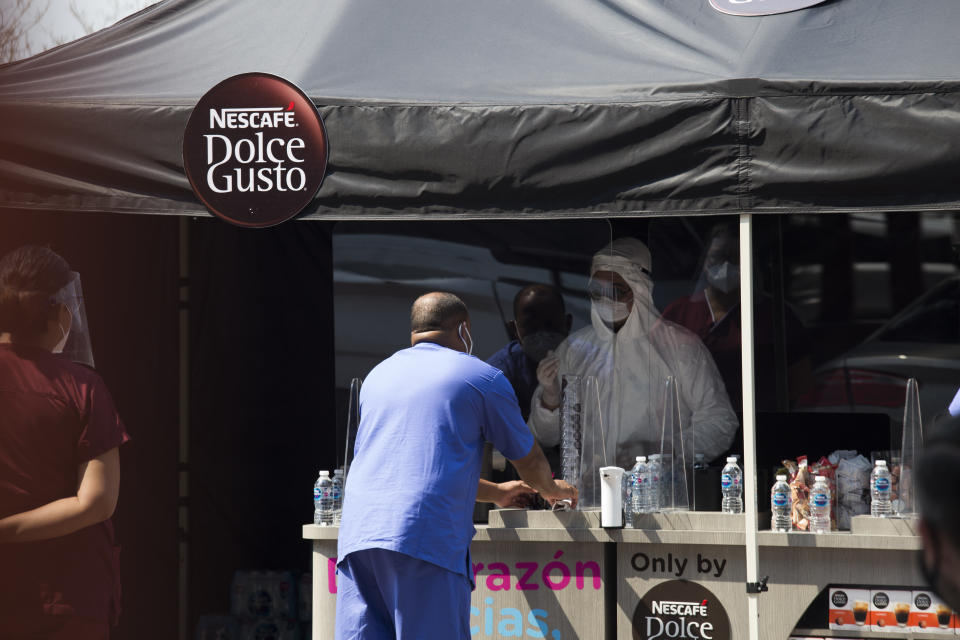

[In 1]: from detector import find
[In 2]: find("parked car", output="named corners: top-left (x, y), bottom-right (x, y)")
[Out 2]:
top-left (797, 276), bottom-right (960, 431)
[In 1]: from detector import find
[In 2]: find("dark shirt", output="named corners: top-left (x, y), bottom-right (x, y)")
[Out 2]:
top-left (662, 290), bottom-right (810, 411)
top-left (486, 340), bottom-right (563, 482)
top-left (486, 340), bottom-right (538, 421)
top-left (0, 344), bottom-right (130, 625)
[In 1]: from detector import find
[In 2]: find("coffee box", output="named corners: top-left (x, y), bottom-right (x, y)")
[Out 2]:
top-left (910, 590), bottom-right (954, 634)
top-left (828, 587), bottom-right (871, 630)
top-left (871, 589), bottom-right (912, 632)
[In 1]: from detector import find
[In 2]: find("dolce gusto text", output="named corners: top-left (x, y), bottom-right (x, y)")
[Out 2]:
top-left (203, 122), bottom-right (307, 193)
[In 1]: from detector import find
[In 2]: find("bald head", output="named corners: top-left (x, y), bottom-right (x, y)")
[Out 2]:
top-left (411, 292), bottom-right (469, 334)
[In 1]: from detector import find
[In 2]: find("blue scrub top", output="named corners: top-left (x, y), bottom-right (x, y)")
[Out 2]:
top-left (338, 342), bottom-right (535, 579)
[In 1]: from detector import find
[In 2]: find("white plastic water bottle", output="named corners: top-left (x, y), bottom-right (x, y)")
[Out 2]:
top-left (810, 475), bottom-right (831, 534)
top-left (629, 456), bottom-right (648, 525)
top-left (623, 457), bottom-right (642, 527)
top-left (721, 456), bottom-right (743, 514)
top-left (332, 468), bottom-right (345, 525)
top-left (870, 459), bottom-right (892, 517)
top-left (771, 474), bottom-right (792, 532)
top-left (313, 470), bottom-right (333, 526)
top-left (647, 454), bottom-right (662, 513)
top-left (632, 456), bottom-right (648, 517)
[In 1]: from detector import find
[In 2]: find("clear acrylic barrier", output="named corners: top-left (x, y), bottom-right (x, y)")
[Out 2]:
top-left (579, 375), bottom-right (605, 509)
top-left (560, 373), bottom-right (607, 510)
top-left (897, 377), bottom-right (922, 516)
top-left (343, 377), bottom-right (361, 478)
top-left (659, 376), bottom-right (691, 512)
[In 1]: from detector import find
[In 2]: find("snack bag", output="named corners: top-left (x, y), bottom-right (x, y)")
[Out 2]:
top-left (788, 457), bottom-right (814, 531)
top-left (836, 454), bottom-right (871, 530)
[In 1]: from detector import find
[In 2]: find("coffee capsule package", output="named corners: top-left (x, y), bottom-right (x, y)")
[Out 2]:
top-left (910, 590), bottom-right (954, 634)
top-left (871, 589), bottom-right (912, 633)
top-left (829, 587), bottom-right (870, 630)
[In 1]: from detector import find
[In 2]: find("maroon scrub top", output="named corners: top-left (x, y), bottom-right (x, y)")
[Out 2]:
top-left (0, 343), bottom-right (130, 626)
top-left (662, 289), bottom-right (810, 411)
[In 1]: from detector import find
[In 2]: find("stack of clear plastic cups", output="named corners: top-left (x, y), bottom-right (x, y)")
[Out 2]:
top-left (559, 374), bottom-right (583, 503)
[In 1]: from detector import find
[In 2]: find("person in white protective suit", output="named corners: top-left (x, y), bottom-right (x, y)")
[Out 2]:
top-left (528, 237), bottom-right (739, 480)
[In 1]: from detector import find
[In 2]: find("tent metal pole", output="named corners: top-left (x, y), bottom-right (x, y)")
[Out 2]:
top-left (740, 213), bottom-right (761, 640)
top-left (178, 217), bottom-right (190, 640)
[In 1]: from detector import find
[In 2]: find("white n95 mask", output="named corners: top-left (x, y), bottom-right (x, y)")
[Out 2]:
top-left (594, 299), bottom-right (631, 324)
top-left (706, 262), bottom-right (740, 293)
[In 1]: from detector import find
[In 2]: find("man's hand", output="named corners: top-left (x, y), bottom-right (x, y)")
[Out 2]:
top-left (510, 443), bottom-right (574, 508)
top-left (492, 481), bottom-right (537, 508)
top-left (539, 479), bottom-right (578, 510)
top-left (537, 351), bottom-right (561, 409)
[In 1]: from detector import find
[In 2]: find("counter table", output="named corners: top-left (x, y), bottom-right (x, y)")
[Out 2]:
top-left (304, 512), bottom-right (928, 640)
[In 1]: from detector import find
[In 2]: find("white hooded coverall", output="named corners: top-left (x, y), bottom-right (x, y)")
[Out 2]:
top-left (528, 238), bottom-right (738, 495)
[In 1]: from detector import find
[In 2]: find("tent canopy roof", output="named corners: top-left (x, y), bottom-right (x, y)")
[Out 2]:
top-left (5, 0), bottom-right (960, 103)
top-left (3, 0), bottom-right (960, 219)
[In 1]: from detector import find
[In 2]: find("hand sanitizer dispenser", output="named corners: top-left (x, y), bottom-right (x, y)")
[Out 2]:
top-left (599, 466), bottom-right (625, 528)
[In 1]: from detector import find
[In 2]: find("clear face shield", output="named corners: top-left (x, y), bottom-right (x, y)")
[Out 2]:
top-left (51, 271), bottom-right (95, 368)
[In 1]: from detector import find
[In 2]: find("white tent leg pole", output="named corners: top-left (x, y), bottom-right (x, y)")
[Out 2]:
top-left (178, 217), bottom-right (191, 640)
top-left (740, 213), bottom-right (761, 640)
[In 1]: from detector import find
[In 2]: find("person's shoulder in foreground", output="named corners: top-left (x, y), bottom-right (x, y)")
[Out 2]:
top-left (917, 415), bottom-right (960, 610)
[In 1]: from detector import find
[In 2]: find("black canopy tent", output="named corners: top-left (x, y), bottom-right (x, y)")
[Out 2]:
top-left (1, 2), bottom-right (957, 638)
top-left (2, 0), bottom-right (960, 219)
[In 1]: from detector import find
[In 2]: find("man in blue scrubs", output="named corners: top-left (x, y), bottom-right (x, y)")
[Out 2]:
top-left (336, 292), bottom-right (578, 640)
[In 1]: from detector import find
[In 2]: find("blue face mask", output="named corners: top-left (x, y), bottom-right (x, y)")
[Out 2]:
top-left (458, 322), bottom-right (474, 356)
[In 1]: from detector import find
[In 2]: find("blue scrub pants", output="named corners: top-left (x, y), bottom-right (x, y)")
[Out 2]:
top-left (335, 548), bottom-right (472, 640)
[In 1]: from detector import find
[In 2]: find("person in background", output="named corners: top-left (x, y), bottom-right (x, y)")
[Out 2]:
top-left (662, 223), bottom-right (813, 411)
top-left (529, 238), bottom-right (737, 478)
top-left (917, 415), bottom-right (960, 610)
top-left (488, 284), bottom-right (572, 422)
top-left (0, 246), bottom-right (130, 640)
top-left (487, 284), bottom-right (571, 479)
top-left (336, 292), bottom-right (577, 640)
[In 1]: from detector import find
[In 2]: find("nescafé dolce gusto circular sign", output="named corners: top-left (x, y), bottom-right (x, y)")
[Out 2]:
top-left (633, 581), bottom-right (730, 640)
top-left (708, 0), bottom-right (829, 16)
top-left (183, 73), bottom-right (328, 228)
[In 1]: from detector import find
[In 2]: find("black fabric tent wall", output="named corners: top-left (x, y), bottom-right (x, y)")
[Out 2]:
top-left (0, 211), bottom-right (181, 640)
top-left (187, 221), bottom-right (336, 631)
top-left (0, 212), bottom-right (337, 639)
top-left (2, 0), bottom-right (960, 219)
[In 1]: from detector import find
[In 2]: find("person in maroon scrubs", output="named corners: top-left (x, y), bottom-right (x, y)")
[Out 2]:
top-left (0, 246), bottom-right (129, 639)
top-left (662, 224), bottom-right (813, 411)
